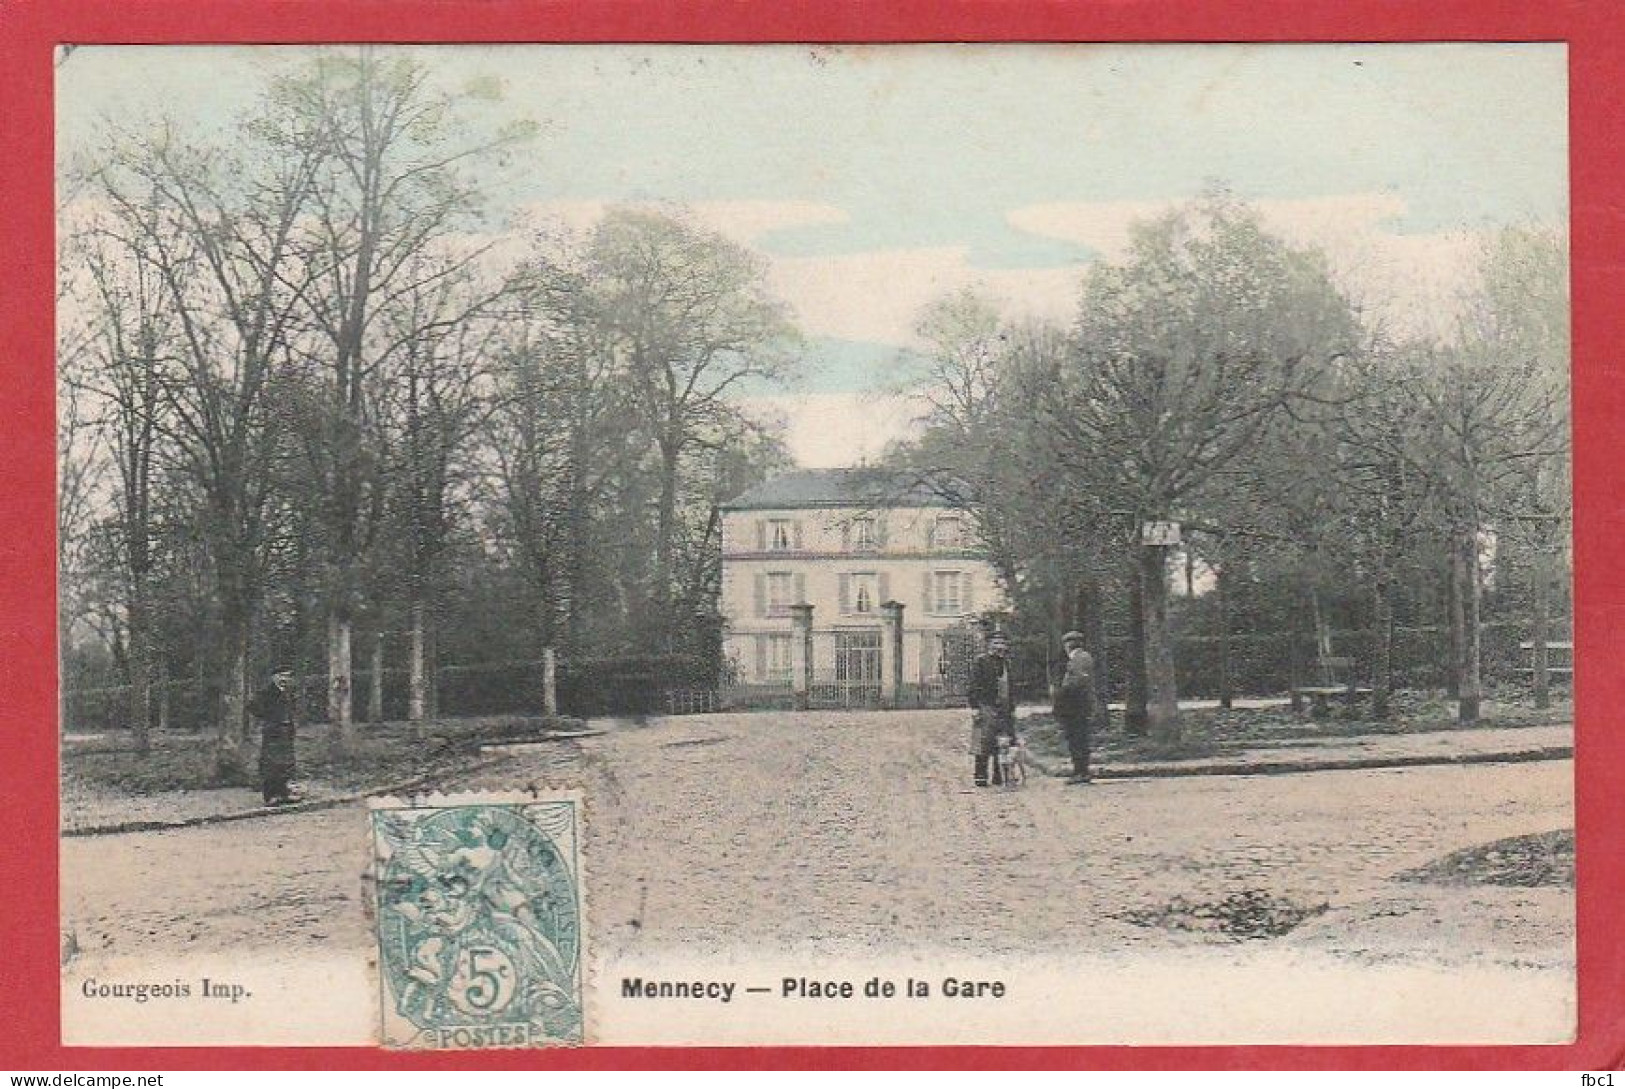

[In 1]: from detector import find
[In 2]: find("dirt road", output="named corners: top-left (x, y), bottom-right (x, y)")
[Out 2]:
top-left (63, 709), bottom-right (1573, 972)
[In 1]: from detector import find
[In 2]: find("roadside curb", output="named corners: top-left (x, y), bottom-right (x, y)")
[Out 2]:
top-left (1092, 744), bottom-right (1573, 781)
top-left (60, 752), bottom-right (515, 838)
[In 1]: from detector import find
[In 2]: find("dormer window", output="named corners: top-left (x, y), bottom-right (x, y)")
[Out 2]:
top-left (851, 517), bottom-right (877, 551)
top-left (770, 519), bottom-right (793, 551)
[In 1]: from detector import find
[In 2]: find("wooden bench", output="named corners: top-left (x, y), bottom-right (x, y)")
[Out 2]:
top-left (1516, 640), bottom-right (1573, 680)
top-left (1292, 656), bottom-right (1372, 717)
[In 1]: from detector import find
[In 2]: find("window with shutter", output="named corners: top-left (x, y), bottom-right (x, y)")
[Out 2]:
top-left (849, 573), bottom-right (877, 614)
top-left (766, 572), bottom-right (793, 616)
top-left (793, 520), bottom-right (804, 551)
top-left (878, 572), bottom-right (891, 606)
top-left (921, 570), bottom-right (933, 615)
top-left (754, 572), bottom-right (767, 617)
top-left (756, 520), bottom-right (767, 551)
top-left (838, 574), bottom-right (851, 615)
top-left (793, 572), bottom-right (806, 605)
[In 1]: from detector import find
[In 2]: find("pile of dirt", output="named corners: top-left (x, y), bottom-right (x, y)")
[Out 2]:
top-left (1396, 829), bottom-right (1574, 888)
top-left (1113, 889), bottom-right (1330, 940)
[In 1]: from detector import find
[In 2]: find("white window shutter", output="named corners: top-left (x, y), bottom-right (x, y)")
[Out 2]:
top-left (841, 523), bottom-right (851, 551)
top-left (755, 572), bottom-right (766, 617)
top-left (877, 517), bottom-right (889, 547)
top-left (793, 520), bottom-right (804, 550)
top-left (922, 570), bottom-right (934, 615)
top-left (839, 574), bottom-right (851, 615)
top-left (964, 575), bottom-right (975, 615)
top-left (878, 572), bottom-right (891, 605)
top-left (794, 572), bottom-right (806, 605)
top-left (755, 520), bottom-right (767, 551)
top-left (926, 518), bottom-right (936, 550)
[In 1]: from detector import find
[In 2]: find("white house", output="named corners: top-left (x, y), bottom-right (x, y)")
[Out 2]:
top-left (718, 468), bottom-right (1007, 704)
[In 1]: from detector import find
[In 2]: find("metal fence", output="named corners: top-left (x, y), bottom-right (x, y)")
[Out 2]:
top-left (62, 619), bottom-right (1571, 736)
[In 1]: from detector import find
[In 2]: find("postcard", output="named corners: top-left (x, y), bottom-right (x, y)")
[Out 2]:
top-left (52, 41), bottom-right (1576, 1051)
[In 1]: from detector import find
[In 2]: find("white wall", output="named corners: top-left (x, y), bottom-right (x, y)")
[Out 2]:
top-left (719, 505), bottom-right (1006, 684)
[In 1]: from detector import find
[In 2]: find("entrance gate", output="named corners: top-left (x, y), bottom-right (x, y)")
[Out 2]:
top-left (815, 629), bottom-right (882, 708)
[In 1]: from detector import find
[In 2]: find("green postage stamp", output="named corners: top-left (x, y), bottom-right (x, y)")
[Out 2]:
top-left (368, 793), bottom-right (585, 1048)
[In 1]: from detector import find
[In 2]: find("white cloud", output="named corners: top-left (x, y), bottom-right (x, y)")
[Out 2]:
top-left (510, 198), bottom-right (849, 245)
top-left (770, 246), bottom-right (1081, 347)
top-left (511, 203), bottom-right (1082, 347)
top-left (740, 391), bottom-right (927, 468)
top-left (1006, 192), bottom-right (1490, 338)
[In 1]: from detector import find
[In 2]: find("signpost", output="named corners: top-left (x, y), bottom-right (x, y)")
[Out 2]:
top-left (1141, 521), bottom-right (1182, 547)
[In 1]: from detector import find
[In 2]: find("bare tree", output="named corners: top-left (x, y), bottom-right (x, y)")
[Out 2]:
top-left (379, 257), bottom-right (508, 728)
top-left (1056, 193), bottom-right (1359, 743)
top-left (80, 101), bottom-right (326, 773)
top-left (66, 207), bottom-right (189, 755)
top-left (273, 48), bottom-right (524, 751)
top-left (582, 208), bottom-right (800, 646)
top-left (1416, 225), bottom-right (1569, 724)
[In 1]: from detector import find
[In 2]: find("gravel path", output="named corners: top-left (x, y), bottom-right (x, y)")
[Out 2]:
top-left (62, 708), bottom-right (1573, 972)
top-left (59, 708), bottom-right (1574, 1046)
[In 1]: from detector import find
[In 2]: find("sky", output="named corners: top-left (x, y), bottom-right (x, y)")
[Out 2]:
top-left (58, 43), bottom-right (1569, 467)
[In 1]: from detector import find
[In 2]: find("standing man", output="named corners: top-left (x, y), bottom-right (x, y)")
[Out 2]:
top-left (968, 631), bottom-right (1016, 787)
top-left (1055, 630), bottom-right (1098, 785)
top-left (249, 667), bottom-right (299, 806)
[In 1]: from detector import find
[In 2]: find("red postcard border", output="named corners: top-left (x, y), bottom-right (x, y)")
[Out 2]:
top-left (3, 0), bottom-right (1621, 1071)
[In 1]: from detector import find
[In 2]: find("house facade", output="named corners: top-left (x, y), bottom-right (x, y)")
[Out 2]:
top-left (718, 469), bottom-right (1007, 705)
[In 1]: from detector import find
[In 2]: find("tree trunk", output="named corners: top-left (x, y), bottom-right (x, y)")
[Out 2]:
top-left (1125, 561), bottom-right (1148, 736)
top-left (368, 629), bottom-right (385, 724)
top-left (1082, 577), bottom-right (1111, 729)
top-left (426, 619), bottom-right (440, 719)
top-left (1310, 585), bottom-right (1333, 668)
top-left (1458, 530), bottom-right (1483, 725)
top-left (1141, 544), bottom-right (1181, 744)
top-left (126, 581), bottom-right (153, 757)
top-left (155, 655), bottom-right (171, 734)
top-left (543, 646), bottom-right (559, 717)
top-left (1372, 580), bottom-right (1395, 719)
top-left (1531, 549), bottom-right (1551, 710)
top-left (1216, 562), bottom-right (1233, 710)
top-left (408, 599), bottom-right (428, 733)
top-left (1445, 551), bottom-right (1463, 698)
top-left (653, 441), bottom-right (682, 643)
top-left (1288, 601), bottom-right (1304, 713)
top-left (328, 609), bottom-right (354, 751)
top-left (215, 622), bottom-right (250, 781)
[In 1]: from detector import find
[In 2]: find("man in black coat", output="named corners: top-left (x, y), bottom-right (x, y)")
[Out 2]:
top-left (968, 631), bottom-right (1016, 787)
top-left (248, 667), bottom-right (299, 806)
top-left (1054, 630), bottom-right (1098, 785)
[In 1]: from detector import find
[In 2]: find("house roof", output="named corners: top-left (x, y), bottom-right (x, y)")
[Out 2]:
top-left (721, 468), bottom-right (958, 512)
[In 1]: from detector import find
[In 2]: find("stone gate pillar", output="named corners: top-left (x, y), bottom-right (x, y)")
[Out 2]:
top-left (880, 600), bottom-right (905, 709)
top-left (790, 603), bottom-right (814, 711)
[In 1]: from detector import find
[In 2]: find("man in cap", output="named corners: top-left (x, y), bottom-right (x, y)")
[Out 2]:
top-left (1054, 631), bottom-right (1098, 784)
top-left (967, 631), bottom-right (1017, 787)
top-left (248, 667), bottom-right (300, 806)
